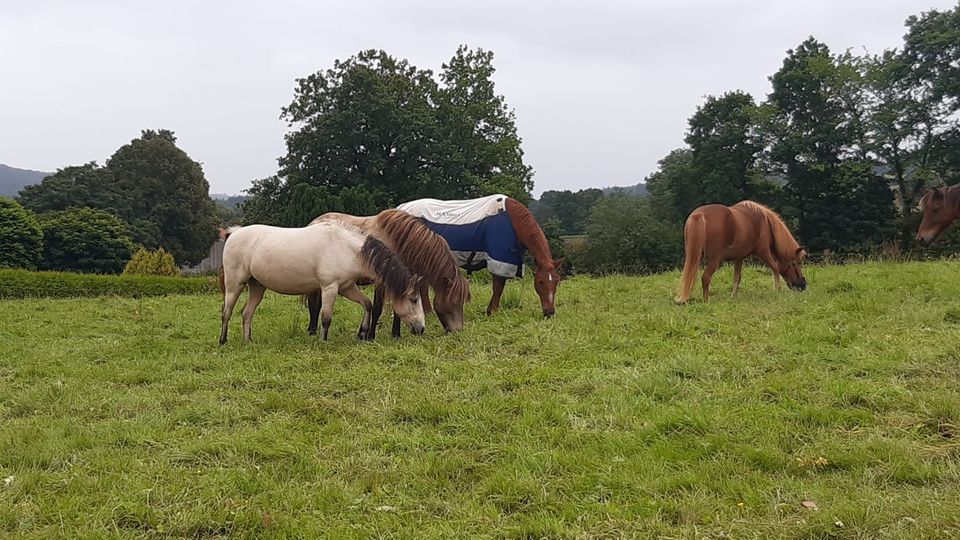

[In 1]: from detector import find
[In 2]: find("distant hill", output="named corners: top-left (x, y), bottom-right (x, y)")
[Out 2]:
top-left (211, 193), bottom-right (248, 208)
top-left (601, 182), bottom-right (647, 197)
top-left (0, 163), bottom-right (50, 197)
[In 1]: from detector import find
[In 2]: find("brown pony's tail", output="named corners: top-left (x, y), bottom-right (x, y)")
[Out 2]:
top-left (676, 212), bottom-right (706, 304)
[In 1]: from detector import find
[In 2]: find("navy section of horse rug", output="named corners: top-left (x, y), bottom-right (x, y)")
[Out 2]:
top-left (397, 194), bottom-right (524, 278)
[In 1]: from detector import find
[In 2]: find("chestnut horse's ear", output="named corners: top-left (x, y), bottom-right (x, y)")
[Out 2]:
top-left (796, 247), bottom-right (807, 260)
top-left (553, 257), bottom-right (565, 270)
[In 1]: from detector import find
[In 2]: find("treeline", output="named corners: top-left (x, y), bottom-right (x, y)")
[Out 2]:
top-left (537, 4), bottom-right (960, 274)
top-left (1, 130), bottom-right (220, 273)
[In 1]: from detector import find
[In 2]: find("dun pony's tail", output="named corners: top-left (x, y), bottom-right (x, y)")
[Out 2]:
top-left (676, 212), bottom-right (706, 304)
top-left (216, 226), bottom-right (240, 296)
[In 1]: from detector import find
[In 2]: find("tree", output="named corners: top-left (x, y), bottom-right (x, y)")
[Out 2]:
top-left (767, 38), bottom-right (898, 252)
top-left (0, 197), bottom-right (42, 269)
top-left (247, 47), bottom-right (533, 226)
top-left (685, 91), bottom-right (766, 205)
top-left (902, 4), bottom-right (960, 115)
top-left (536, 188), bottom-right (603, 234)
top-left (435, 46), bottom-right (534, 201)
top-left (107, 130), bottom-right (218, 264)
top-left (17, 163), bottom-right (128, 217)
top-left (643, 148), bottom-right (699, 224)
top-left (39, 207), bottom-right (135, 273)
top-left (579, 196), bottom-right (682, 274)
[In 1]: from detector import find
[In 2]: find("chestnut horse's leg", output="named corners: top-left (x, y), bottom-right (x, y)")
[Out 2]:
top-left (732, 259), bottom-right (743, 297)
top-left (700, 255), bottom-right (723, 302)
top-left (241, 279), bottom-right (266, 342)
top-left (486, 275), bottom-right (507, 316)
top-left (757, 250), bottom-right (782, 290)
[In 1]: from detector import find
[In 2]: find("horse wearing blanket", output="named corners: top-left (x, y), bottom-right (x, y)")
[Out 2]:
top-left (398, 194), bottom-right (562, 318)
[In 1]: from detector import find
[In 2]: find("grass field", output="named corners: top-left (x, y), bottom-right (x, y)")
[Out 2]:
top-left (2, 261), bottom-right (960, 538)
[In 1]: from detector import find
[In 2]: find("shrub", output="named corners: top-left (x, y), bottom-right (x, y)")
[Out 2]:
top-left (124, 247), bottom-right (180, 276)
top-left (0, 197), bottom-right (43, 269)
top-left (0, 269), bottom-right (216, 298)
top-left (40, 207), bottom-right (136, 273)
top-left (578, 195), bottom-right (682, 274)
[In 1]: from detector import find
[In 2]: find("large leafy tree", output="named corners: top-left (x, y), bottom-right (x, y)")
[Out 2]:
top-left (579, 196), bottom-right (681, 274)
top-left (0, 197), bottom-right (42, 269)
top-left (685, 91), bottom-right (765, 205)
top-left (107, 130), bottom-right (218, 264)
top-left (39, 207), bottom-right (135, 273)
top-left (435, 46), bottom-right (534, 201)
top-left (643, 148), bottom-right (699, 224)
top-left (18, 163), bottom-right (128, 217)
top-left (767, 38), bottom-right (897, 252)
top-left (247, 47), bottom-right (533, 226)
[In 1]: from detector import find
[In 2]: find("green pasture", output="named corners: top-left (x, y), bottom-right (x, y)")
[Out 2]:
top-left (1, 261), bottom-right (959, 538)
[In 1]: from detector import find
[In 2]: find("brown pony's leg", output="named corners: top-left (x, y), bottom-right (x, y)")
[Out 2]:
top-left (700, 255), bottom-right (722, 302)
top-left (487, 275), bottom-right (507, 316)
top-left (367, 285), bottom-right (385, 341)
top-left (241, 279), bottom-right (266, 342)
top-left (732, 259), bottom-right (743, 297)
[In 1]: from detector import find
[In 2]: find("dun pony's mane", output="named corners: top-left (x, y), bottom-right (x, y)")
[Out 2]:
top-left (375, 210), bottom-right (470, 303)
top-left (504, 198), bottom-right (555, 267)
top-left (735, 201), bottom-right (801, 263)
top-left (359, 235), bottom-right (415, 301)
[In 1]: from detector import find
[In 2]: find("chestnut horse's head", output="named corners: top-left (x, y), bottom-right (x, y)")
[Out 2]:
top-left (780, 247), bottom-right (808, 292)
top-left (917, 187), bottom-right (957, 245)
top-left (533, 258), bottom-right (563, 318)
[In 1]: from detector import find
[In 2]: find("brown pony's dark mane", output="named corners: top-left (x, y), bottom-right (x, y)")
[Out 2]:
top-left (734, 201), bottom-right (801, 264)
top-left (504, 198), bottom-right (554, 267)
top-left (359, 235), bottom-right (415, 301)
top-left (373, 210), bottom-right (471, 304)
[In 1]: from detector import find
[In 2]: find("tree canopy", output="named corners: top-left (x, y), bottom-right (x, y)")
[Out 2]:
top-left (244, 47), bottom-right (533, 226)
top-left (0, 197), bottom-right (42, 270)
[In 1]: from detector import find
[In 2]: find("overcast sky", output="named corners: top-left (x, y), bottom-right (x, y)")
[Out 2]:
top-left (2, 1), bottom-right (955, 197)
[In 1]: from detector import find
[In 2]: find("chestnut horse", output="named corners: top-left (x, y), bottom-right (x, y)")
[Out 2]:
top-left (676, 201), bottom-right (807, 304)
top-left (916, 185), bottom-right (960, 244)
top-left (399, 195), bottom-right (563, 318)
top-left (307, 209), bottom-right (471, 339)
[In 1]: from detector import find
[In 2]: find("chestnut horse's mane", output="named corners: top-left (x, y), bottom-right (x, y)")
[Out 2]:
top-left (374, 210), bottom-right (471, 304)
top-left (504, 198), bottom-right (555, 267)
top-left (734, 201), bottom-right (801, 263)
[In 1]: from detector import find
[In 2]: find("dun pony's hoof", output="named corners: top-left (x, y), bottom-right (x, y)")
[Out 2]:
top-left (674, 297), bottom-right (688, 305)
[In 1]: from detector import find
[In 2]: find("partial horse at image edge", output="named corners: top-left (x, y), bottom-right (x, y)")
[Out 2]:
top-left (916, 184), bottom-right (960, 244)
top-left (676, 201), bottom-right (807, 304)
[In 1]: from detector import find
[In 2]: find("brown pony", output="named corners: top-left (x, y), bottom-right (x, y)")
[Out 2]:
top-left (308, 210), bottom-right (471, 339)
top-left (676, 201), bottom-right (807, 304)
top-left (916, 185), bottom-right (960, 244)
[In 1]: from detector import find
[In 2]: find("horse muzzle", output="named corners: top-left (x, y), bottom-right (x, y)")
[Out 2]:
top-left (789, 280), bottom-right (807, 292)
top-left (411, 324), bottom-right (426, 336)
top-left (543, 308), bottom-right (556, 318)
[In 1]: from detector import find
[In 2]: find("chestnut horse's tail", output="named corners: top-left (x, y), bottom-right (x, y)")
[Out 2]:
top-left (676, 212), bottom-right (706, 304)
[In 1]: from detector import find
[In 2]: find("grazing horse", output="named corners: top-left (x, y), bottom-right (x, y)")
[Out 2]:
top-left (676, 201), bottom-right (807, 304)
top-left (307, 209), bottom-right (471, 339)
top-left (916, 185), bottom-right (960, 244)
top-left (219, 222), bottom-right (425, 344)
top-left (398, 194), bottom-right (563, 318)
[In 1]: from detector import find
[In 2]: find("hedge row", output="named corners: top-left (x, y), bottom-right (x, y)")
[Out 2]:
top-left (0, 269), bottom-right (218, 299)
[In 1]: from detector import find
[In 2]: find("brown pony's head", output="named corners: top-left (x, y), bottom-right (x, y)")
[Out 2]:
top-left (432, 274), bottom-right (471, 333)
top-left (533, 258), bottom-right (563, 318)
top-left (780, 247), bottom-right (807, 292)
top-left (917, 187), bottom-right (957, 245)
